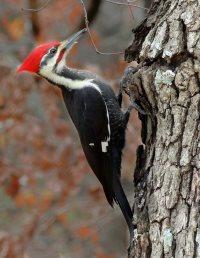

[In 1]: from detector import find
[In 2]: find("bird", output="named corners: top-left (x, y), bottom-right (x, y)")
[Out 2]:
top-left (17, 29), bottom-right (135, 236)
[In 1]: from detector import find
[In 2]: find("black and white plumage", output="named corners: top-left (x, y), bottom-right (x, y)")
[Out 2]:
top-left (18, 29), bottom-right (134, 234)
top-left (54, 68), bottom-right (133, 233)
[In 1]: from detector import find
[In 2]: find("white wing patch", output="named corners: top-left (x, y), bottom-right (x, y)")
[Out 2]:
top-left (89, 143), bottom-right (94, 147)
top-left (101, 141), bottom-right (108, 152)
top-left (101, 103), bottom-right (111, 153)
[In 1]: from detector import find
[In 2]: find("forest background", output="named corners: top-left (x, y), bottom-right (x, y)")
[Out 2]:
top-left (0, 1), bottom-right (148, 257)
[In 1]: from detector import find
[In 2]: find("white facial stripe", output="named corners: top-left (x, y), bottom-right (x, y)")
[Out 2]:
top-left (40, 45), bottom-right (64, 71)
top-left (51, 51), bottom-right (59, 66)
top-left (48, 50), bottom-right (60, 67)
top-left (56, 52), bottom-right (66, 72)
top-left (39, 46), bottom-right (102, 93)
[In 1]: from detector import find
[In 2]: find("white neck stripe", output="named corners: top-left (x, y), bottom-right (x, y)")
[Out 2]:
top-left (40, 66), bottom-right (101, 93)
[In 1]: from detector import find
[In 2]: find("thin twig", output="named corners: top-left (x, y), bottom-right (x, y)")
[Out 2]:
top-left (21, 0), bottom-right (52, 12)
top-left (105, 0), bottom-right (149, 10)
top-left (79, 0), bottom-right (123, 55)
top-left (21, 0), bottom-right (147, 55)
top-left (75, 0), bottom-right (102, 32)
top-left (126, 0), bottom-right (134, 21)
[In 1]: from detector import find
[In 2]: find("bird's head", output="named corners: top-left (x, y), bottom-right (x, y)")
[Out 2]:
top-left (17, 29), bottom-right (87, 77)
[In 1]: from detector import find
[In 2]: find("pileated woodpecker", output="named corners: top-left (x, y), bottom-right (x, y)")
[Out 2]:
top-left (18, 29), bottom-right (134, 235)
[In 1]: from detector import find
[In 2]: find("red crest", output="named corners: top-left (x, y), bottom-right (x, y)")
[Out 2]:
top-left (17, 41), bottom-right (60, 73)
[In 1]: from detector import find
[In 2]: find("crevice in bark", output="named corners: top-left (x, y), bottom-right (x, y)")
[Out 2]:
top-left (123, 0), bottom-right (200, 257)
top-left (125, 18), bottom-right (151, 63)
top-left (134, 145), bottom-right (146, 185)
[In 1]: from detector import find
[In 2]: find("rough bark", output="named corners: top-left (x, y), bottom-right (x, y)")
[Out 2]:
top-left (122, 0), bottom-right (200, 257)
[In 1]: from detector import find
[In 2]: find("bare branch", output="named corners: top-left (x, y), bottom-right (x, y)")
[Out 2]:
top-left (126, 0), bottom-right (135, 21)
top-left (76, 0), bottom-right (102, 31)
top-left (79, 0), bottom-right (123, 55)
top-left (21, 0), bottom-right (52, 12)
top-left (21, 0), bottom-right (146, 56)
top-left (105, 0), bottom-right (149, 11)
top-left (27, 0), bottom-right (41, 39)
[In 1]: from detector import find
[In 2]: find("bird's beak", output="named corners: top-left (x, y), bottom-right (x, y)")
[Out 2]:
top-left (60, 28), bottom-right (87, 51)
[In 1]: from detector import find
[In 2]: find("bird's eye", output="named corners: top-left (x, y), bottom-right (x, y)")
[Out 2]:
top-left (50, 48), bottom-right (57, 54)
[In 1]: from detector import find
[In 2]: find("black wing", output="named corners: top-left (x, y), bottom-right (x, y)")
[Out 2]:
top-left (105, 98), bottom-right (126, 177)
top-left (62, 86), bottom-right (115, 205)
top-left (79, 87), bottom-right (115, 205)
top-left (79, 87), bottom-right (132, 226)
top-left (62, 86), bottom-right (133, 229)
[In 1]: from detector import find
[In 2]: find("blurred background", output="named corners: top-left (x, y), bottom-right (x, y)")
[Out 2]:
top-left (0, 1), bottom-right (149, 257)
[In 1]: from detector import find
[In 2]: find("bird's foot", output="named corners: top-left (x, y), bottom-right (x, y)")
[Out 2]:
top-left (128, 92), bottom-right (146, 115)
top-left (118, 66), bottom-right (139, 108)
top-left (129, 101), bottom-right (146, 115)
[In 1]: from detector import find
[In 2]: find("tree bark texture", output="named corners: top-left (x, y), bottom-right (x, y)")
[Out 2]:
top-left (123, 0), bottom-right (200, 257)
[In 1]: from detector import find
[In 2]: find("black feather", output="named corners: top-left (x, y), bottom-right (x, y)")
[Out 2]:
top-left (61, 79), bottom-right (133, 232)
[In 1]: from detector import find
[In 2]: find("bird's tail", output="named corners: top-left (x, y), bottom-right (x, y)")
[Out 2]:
top-left (112, 175), bottom-right (134, 233)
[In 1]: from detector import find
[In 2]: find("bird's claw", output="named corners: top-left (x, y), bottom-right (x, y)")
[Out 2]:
top-left (129, 101), bottom-right (146, 115)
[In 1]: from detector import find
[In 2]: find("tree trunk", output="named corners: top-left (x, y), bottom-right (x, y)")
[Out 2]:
top-left (123, 0), bottom-right (200, 257)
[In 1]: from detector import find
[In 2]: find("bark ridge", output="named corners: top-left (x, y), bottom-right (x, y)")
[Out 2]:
top-left (123, 0), bottom-right (200, 257)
